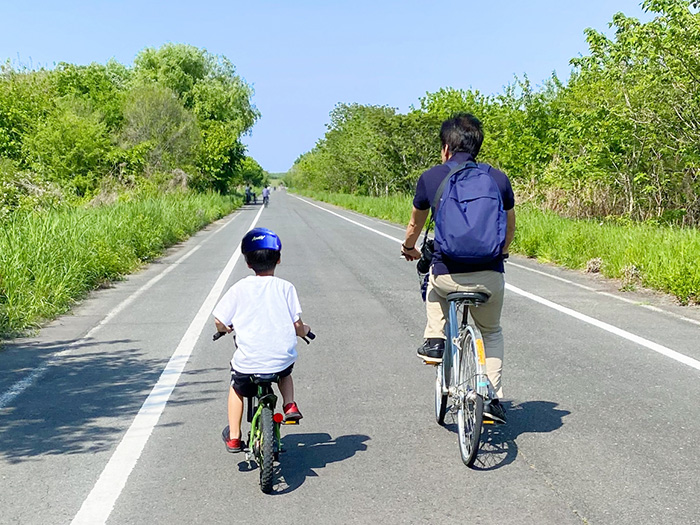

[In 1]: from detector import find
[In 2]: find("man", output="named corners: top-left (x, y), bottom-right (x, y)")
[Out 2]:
top-left (245, 184), bottom-right (252, 204)
top-left (401, 113), bottom-right (515, 423)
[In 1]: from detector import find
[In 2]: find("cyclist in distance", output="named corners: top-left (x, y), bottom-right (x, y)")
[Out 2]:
top-left (401, 113), bottom-right (516, 423)
top-left (212, 228), bottom-right (311, 452)
top-left (262, 185), bottom-right (271, 206)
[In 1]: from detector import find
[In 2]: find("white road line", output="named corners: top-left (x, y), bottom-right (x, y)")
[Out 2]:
top-left (509, 261), bottom-right (700, 327)
top-left (291, 195), bottom-right (402, 244)
top-left (293, 195), bottom-right (700, 373)
top-left (204, 212), bottom-right (241, 242)
top-left (0, 247), bottom-right (201, 410)
top-left (506, 283), bottom-right (700, 371)
top-left (71, 205), bottom-right (263, 525)
top-left (0, 213), bottom-right (241, 410)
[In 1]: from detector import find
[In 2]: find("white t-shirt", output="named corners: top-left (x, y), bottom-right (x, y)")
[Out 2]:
top-left (212, 275), bottom-right (301, 373)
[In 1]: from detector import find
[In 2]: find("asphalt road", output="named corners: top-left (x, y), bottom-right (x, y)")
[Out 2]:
top-left (1, 191), bottom-right (699, 525)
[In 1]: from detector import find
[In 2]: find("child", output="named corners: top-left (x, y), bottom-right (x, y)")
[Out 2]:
top-left (212, 227), bottom-right (310, 453)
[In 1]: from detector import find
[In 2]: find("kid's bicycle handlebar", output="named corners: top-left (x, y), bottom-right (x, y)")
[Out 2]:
top-left (213, 330), bottom-right (316, 344)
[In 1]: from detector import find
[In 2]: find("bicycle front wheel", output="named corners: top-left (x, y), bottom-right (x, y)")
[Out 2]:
top-left (259, 406), bottom-right (275, 493)
top-left (457, 331), bottom-right (483, 467)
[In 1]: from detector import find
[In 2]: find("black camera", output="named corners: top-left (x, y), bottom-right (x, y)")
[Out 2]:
top-left (416, 238), bottom-right (434, 274)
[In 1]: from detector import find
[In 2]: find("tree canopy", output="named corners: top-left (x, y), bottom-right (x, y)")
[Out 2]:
top-left (0, 43), bottom-right (260, 213)
top-left (291, 0), bottom-right (700, 226)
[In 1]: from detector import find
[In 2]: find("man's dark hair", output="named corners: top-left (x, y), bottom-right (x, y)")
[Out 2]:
top-left (244, 249), bottom-right (281, 273)
top-left (440, 113), bottom-right (484, 157)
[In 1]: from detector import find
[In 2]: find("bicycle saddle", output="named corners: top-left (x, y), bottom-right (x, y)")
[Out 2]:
top-left (446, 291), bottom-right (491, 304)
top-left (251, 373), bottom-right (280, 384)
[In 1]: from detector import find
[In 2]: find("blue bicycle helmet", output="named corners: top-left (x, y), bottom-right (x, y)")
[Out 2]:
top-left (241, 227), bottom-right (282, 253)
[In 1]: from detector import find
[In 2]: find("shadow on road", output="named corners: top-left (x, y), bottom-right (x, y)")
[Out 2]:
top-left (0, 338), bottom-right (212, 464)
top-left (443, 400), bottom-right (570, 470)
top-left (237, 432), bottom-right (370, 494)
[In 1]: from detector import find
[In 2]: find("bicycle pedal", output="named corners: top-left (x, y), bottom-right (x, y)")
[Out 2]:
top-left (282, 420), bottom-right (299, 425)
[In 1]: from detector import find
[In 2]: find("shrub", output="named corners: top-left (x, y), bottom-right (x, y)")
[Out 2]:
top-left (120, 84), bottom-right (200, 174)
top-left (23, 97), bottom-right (112, 196)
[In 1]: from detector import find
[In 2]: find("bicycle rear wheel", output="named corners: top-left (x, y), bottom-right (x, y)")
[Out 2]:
top-left (457, 330), bottom-right (483, 467)
top-left (259, 406), bottom-right (275, 493)
top-left (434, 363), bottom-right (447, 425)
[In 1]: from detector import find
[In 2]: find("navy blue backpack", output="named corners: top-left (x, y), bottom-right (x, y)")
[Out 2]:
top-left (431, 161), bottom-right (506, 264)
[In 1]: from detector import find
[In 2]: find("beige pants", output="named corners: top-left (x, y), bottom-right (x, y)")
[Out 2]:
top-left (424, 270), bottom-right (505, 398)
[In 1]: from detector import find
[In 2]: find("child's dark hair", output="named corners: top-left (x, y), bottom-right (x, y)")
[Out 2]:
top-left (244, 249), bottom-right (281, 273)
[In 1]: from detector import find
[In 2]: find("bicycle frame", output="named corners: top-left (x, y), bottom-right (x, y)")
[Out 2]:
top-left (246, 385), bottom-right (282, 460)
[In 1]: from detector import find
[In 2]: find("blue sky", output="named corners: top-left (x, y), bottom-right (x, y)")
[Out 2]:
top-left (1, 1), bottom-right (649, 172)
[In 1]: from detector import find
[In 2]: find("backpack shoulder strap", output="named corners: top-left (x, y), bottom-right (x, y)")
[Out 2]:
top-left (423, 161), bottom-right (476, 240)
top-left (431, 161), bottom-right (477, 213)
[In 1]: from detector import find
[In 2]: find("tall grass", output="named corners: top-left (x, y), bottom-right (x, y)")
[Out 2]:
top-left (296, 190), bottom-right (700, 305)
top-left (0, 192), bottom-right (240, 337)
top-left (513, 206), bottom-right (700, 304)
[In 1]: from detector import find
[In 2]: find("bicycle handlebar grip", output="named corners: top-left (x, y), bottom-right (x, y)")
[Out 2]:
top-left (301, 330), bottom-right (316, 345)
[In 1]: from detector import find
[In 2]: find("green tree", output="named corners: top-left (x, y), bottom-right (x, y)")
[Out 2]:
top-left (50, 60), bottom-right (130, 130)
top-left (120, 84), bottom-right (200, 174)
top-left (133, 44), bottom-right (259, 190)
top-left (23, 97), bottom-right (112, 196)
top-left (239, 156), bottom-right (266, 187)
top-left (0, 64), bottom-right (54, 162)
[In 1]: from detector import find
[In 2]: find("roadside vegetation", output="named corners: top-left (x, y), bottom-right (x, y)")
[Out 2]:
top-left (0, 44), bottom-right (264, 338)
top-left (289, 0), bottom-right (700, 305)
top-left (0, 192), bottom-right (239, 337)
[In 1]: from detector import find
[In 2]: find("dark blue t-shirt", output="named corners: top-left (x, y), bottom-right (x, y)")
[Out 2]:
top-left (413, 152), bottom-right (515, 275)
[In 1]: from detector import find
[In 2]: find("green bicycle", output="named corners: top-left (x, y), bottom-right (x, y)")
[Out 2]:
top-left (214, 330), bottom-right (315, 493)
top-left (244, 373), bottom-right (293, 493)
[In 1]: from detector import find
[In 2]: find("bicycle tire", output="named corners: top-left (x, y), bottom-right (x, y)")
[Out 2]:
top-left (259, 406), bottom-right (275, 493)
top-left (434, 363), bottom-right (447, 425)
top-left (457, 330), bottom-right (483, 467)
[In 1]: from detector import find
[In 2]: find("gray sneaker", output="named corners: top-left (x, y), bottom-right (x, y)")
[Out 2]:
top-left (483, 399), bottom-right (507, 424)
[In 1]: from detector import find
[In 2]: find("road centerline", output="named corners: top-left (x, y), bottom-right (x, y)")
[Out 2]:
top-left (70, 206), bottom-right (263, 525)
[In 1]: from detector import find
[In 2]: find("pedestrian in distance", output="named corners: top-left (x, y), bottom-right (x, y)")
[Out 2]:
top-left (401, 113), bottom-right (516, 423)
top-left (213, 228), bottom-right (311, 452)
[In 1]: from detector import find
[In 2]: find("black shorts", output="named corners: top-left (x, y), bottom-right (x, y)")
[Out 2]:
top-left (230, 364), bottom-right (294, 398)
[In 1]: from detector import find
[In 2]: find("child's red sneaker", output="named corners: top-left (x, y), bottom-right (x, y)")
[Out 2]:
top-left (283, 402), bottom-right (303, 422)
top-left (221, 426), bottom-right (244, 453)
